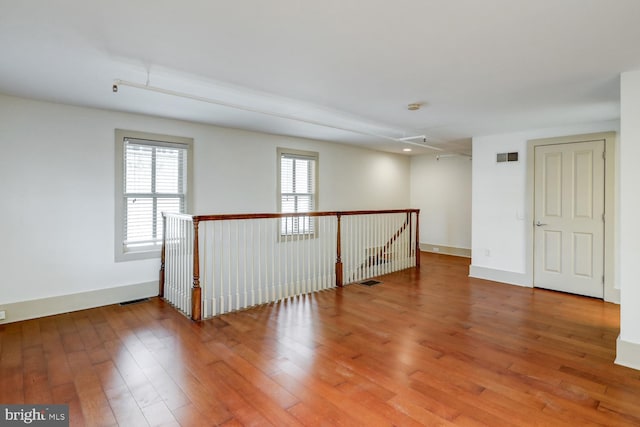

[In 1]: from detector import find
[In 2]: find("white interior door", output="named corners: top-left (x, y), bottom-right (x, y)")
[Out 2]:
top-left (534, 140), bottom-right (605, 298)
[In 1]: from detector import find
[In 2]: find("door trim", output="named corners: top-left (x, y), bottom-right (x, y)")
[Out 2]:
top-left (526, 132), bottom-right (618, 303)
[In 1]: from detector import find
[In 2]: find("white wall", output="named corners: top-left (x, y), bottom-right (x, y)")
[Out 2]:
top-left (410, 154), bottom-right (472, 251)
top-left (470, 119), bottom-right (619, 284)
top-left (617, 70), bottom-right (640, 369)
top-left (194, 128), bottom-right (410, 214)
top-left (0, 94), bottom-right (409, 317)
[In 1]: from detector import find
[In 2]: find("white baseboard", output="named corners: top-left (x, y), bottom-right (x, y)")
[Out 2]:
top-left (616, 337), bottom-right (640, 371)
top-left (420, 243), bottom-right (471, 258)
top-left (0, 281), bottom-right (158, 324)
top-left (469, 266), bottom-right (619, 304)
top-left (468, 265), bottom-right (532, 288)
top-left (605, 287), bottom-right (621, 304)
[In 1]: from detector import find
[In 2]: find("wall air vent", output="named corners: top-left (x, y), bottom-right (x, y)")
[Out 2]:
top-left (119, 298), bottom-right (149, 306)
top-left (497, 152), bottom-right (519, 163)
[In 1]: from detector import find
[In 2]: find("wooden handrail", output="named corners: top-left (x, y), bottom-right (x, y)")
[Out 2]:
top-left (192, 209), bottom-right (419, 222)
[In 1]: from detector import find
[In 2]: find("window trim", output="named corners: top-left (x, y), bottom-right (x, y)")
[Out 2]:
top-left (277, 147), bottom-right (319, 238)
top-left (115, 129), bottom-right (193, 262)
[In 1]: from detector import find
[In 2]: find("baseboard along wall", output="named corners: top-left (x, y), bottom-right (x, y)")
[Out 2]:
top-left (616, 337), bottom-right (640, 371)
top-left (420, 243), bottom-right (471, 258)
top-left (468, 265), bottom-right (532, 288)
top-left (0, 281), bottom-right (158, 324)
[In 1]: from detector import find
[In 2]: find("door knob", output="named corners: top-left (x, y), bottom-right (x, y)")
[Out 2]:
top-left (535, 221), bottom-right (547, 227)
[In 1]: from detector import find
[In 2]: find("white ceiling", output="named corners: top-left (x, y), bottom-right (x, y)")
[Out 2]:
top-left (2, 0), bottom-right (639, 155)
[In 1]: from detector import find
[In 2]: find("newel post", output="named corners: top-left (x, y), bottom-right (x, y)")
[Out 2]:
top-left (191, 218), bottom-right (202, 321)
top-left (159, 213), bottom-right (166, 298)
top-left (335, 213), bottom-right (343, 287)
top-left (415, 210), bottom-right (421, 269)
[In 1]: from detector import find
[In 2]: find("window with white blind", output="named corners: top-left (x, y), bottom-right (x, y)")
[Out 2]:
top-left (277, 148), bottom-right (318, 236)
top-left (115, 129), bottom-right (193, 261)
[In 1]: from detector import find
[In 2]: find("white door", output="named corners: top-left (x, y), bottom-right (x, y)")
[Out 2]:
top-left (534, 140), bottom-right (605, 298)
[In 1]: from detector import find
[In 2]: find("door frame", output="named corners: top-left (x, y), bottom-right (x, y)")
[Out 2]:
top-left (526, 132), bottom-right (618, 302)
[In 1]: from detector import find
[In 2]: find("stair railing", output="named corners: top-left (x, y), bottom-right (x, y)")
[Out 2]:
top-left (160, 209), bottom-right (420, 320)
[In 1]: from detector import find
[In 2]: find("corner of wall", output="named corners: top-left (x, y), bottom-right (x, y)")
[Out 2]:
top-left (616, 337), bottom-right (640, 371)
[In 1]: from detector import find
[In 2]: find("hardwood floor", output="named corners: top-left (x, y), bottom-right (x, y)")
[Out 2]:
top-left (2, 253), bottom-right (639, 426)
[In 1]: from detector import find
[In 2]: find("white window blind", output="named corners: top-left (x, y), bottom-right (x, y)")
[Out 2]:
top-left (279, 150), bottom-right (317, 235)
top-left (123, 138), bottom-right (188, 250)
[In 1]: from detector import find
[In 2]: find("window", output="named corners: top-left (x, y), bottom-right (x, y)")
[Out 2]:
top-left (277, 148), bottom-right (318, 235)
top-left (115, 130), bottom-right (193, 261)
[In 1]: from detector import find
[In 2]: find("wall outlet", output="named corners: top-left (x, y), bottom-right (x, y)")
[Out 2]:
top-left (484, 249), bottom-right (491, 257)
top-left (432, 247), bottom-right (440, 252)
top-left (0, 310), bottom-right (5, 320)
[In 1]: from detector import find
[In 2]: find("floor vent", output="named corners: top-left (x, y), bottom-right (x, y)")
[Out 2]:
top-left (360, 280), bottom-right (382, 287)
top-left (119, 298), bottom-right (150, 306)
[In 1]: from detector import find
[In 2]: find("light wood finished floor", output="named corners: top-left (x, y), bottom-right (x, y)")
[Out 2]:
top-left (1, 253), bottom-right (639, 426)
